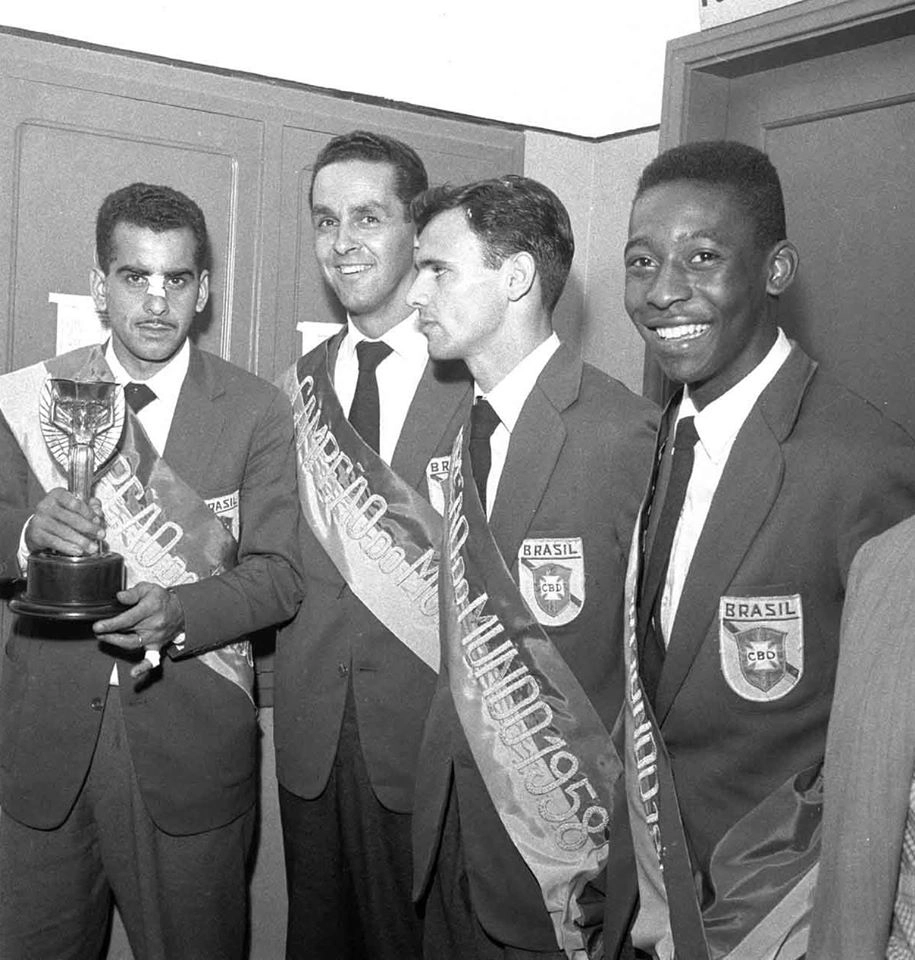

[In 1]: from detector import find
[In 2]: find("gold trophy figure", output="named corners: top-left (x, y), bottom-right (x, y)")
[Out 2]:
top-left (11, 378), bottom-right (127, 619)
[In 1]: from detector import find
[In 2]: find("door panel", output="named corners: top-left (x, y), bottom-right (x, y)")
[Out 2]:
top-left (0, 74), bottom-right (264, 374)
top-left (656, 0), bottom-right (915, 436)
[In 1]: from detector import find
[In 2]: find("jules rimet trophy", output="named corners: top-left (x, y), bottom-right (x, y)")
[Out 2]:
top-left (11, 378), bottom-right (127, 619)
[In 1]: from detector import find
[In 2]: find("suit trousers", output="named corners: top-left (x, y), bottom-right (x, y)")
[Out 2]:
top-left (280, 682), bottom-right (423, 960)
top-left (0, 686), bottom-right (254, 960)
top-left (421, 781), bottom-right (565, 960)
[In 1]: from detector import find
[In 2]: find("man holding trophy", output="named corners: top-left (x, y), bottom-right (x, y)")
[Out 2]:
top-left (0, 183), bottom-right (302, 960)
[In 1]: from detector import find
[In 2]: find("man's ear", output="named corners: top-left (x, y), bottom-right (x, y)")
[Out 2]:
top-left (506, 251), bottom-right (536, 303)
top-left (196, 270), bottom-right (210, 313)
top-left (766, 240), bottom-right (799, 296)
top-left (90, 266), bottom-right (108, 315)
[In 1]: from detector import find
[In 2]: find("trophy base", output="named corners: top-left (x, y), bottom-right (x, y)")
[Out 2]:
top-left (10, 551), bottom-right (128, 622)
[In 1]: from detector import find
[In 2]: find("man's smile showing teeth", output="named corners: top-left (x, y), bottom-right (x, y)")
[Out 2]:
top-left (655, 323), bottom-right (710, 341)
top-left (337, 264), bottom-right (371, 275)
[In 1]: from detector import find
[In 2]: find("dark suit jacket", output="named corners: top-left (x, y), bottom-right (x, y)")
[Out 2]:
top-left (603, 345), bottom-right (915, 958)
top-left (412, 343), bottom-right (659, 950)
top-left (0, 346), bottom-right (302, 835)
top-left (274, 330), bottom-right (472, 813)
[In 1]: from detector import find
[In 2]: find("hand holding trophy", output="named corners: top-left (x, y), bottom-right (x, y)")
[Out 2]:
top-left (11, 378), bottom-right (127, 619)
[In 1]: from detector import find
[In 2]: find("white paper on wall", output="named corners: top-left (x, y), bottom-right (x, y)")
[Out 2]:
top-left (296, 320), bottom-right (344, 356)
top-left (50, 293), bottom-right (107, 356)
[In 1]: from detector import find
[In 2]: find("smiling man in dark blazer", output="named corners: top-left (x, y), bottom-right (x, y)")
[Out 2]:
top-left (406, 175), bottom-right (658, 959)
top-left (275, 131), bottom-right (471, 960)
top-left (0, 182), bottom-right (302, 960)
top-left (606, 140), bottom-right (915, 960)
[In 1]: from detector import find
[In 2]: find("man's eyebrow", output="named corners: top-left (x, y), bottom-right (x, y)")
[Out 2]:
top-left (624, 229), bottom-right (732, 255)
top-left (312, 202), bottom-right (388, 218)
top-left (351, 202), bottom-right (388, 217)
top-left (414, 254), bottom-right (447, 269)
top-left (623, 237), bottom-right (649, 256)
top-left (114, 266), bottom-right (195, 278)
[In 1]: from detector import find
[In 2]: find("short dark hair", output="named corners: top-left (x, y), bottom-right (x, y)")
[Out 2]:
top-left (95, 182), bottom-right (210, 273)
top-left (636, 140), bottom-right (787, 249)
top-left (412, 174), bottom-right (574, 313)
top-left (309, 130), bottom-right (428, 212)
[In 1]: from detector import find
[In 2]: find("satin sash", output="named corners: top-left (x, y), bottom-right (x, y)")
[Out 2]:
top-left (0, 345), bottom-right (253, 700)
top-left (622, 507), bottom-right (820, 960)
top-left (439, 427), bottom-right (621, 958)
top-left (280, 346), bottom-right (444, 672)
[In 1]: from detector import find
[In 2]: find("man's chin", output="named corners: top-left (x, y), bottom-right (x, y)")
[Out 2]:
top-left (425, 338), bottom-right (457, 363)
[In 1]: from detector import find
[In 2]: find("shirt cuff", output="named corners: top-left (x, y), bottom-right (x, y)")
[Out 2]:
top-left (17, 516), bottom-right (33, 575)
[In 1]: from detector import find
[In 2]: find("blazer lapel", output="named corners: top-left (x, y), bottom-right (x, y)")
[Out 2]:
top-left (488, 344), bottom-right (579, 563)
top-left (324, 328), bottom-right (346, 384)
top-left (392, 359), bottom-right (472, 492)
top-left (163, 347), bottom-right (224, 486)
top-left (654, 345), bottom-right (818, 722)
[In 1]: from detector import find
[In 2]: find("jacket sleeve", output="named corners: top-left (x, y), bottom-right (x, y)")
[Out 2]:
top-left (169, 388), bottom-right (303, 653)
top-left (0, 411), bottom-right (34, 583)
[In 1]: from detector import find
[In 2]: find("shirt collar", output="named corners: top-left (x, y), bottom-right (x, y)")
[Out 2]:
top-left (477, 333), bottom-right (560, 433)
top-left (342, 310), bottom-right (428, 364)
top-left (681, 328), bottom-right (791, 463)
top-left (104, 338), bottom-right (190, 405)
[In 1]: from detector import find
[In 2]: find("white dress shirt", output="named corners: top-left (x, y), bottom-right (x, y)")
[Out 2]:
top-left (659, 328), bottom-right (792, 642)
top-left (476, 333), bottom-right (561, 518)
top-left (105, 338), bottom-right (189, 457)
top-left (107, 340), bottom-right (192, 680)
top-left (333, 312), bottom-right (429, 466)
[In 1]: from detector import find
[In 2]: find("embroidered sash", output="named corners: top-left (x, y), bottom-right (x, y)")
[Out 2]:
top-left (0, 345), bottom-right (253, 700)
top-left (622, 509), bottom-right (820, 960)
top-left (440, 427), bottom-right (620, 958)
top-left (280, 346), bottom-right (443, 672)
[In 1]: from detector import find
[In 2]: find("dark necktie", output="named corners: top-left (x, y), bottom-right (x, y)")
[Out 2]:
top-left (124, 381), bottom-right (156, 414)
top-left (639, 415), bottom-right (699, 703)
top-left (469, 398), bottom-right (501, 513)
top-left (348, 340), bottom-right (392, 452)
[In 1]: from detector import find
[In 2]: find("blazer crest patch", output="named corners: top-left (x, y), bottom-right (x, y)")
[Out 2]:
top-left (425, 456), bottom-right (450, 516)
top-left (518, 537), bottom-right (585, 627)
top-left (718, 593), bottom-right (803, 702)
top-left (205, 490), bottom-right (240, 540)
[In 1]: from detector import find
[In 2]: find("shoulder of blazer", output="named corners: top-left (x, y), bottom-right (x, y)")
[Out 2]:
top-left (754, 342), bottom-right (818, 443)
top-left (191, 345), bottom-right (286, 410)
top-left (532, 341), bottom-right (582, 415)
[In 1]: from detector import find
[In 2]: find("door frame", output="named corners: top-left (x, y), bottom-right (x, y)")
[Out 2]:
top-left (643, 0), bottom-right (915, 399)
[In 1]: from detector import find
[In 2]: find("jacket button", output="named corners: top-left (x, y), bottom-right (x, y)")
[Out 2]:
top-left (337, 662), bottom-right (349, 677)
top-left (90, 697), bottom-right (104, 711)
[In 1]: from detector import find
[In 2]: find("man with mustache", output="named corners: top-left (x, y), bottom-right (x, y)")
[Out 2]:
top-left (0, 182), bottom-right (301, 959)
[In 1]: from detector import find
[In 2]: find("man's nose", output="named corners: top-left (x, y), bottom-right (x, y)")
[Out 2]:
top-left (647, 261), bottom-right (691, 309)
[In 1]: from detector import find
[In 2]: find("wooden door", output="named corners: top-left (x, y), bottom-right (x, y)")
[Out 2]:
top-left (653, 0), bottom-right (915, 438)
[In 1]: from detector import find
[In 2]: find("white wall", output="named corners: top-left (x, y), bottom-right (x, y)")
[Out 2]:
top-left (2, 2), bottom-right (700, 138)
top-left (525, 129), bottom-right (660, 393)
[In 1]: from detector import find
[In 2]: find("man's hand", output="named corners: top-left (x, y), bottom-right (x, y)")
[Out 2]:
top-left (93, 582), bottom-right (186, 679)
top-left (26, 488), bottom-right (106, 556)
